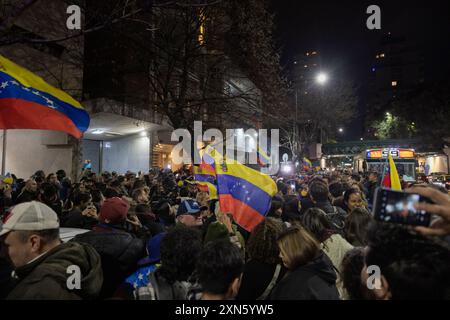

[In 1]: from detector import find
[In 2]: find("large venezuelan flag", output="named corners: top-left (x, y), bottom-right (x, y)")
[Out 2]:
top-left (205, 146), bottom-right (277, 231)
top-left (0, 55), bottom-right (89, 138)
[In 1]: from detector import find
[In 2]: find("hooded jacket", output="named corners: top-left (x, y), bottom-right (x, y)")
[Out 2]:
top-left (7, 242), bottom-right (103, 300)
top-left (270, 251), bottom-right (340, 300)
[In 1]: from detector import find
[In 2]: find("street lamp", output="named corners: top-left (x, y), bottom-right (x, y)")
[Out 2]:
top-left (338, 128), bottom-right (344, 133)
top-left (316, 72), bottom-right (328, 85)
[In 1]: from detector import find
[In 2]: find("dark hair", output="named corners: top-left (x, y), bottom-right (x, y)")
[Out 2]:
top-left (133, 179), bottom-right (146, 191)
top-left (72, 192), bottom-right (91, 207)
top-left (135, 203), bottom-right (152, 214)
top-left (34, 170), bottom-right (45, 179)
top-left (104, 188), bottom-right (120, 199)
top-left (309, 182), bottom-right (329, 202)
top-left (61, 177), bottom-right (72, 188)
top-left (283, 197), bottom-right (300, 215)
top-left (340, 247), bottom-right (366, 300)
top-left (267, 200), bottom-right (283, 218)
top-left (196, 240), bottom-right (244, 295)
top-left (343, 188), bottom-right (362, 211)
top-left (40, 183), bottom-right (58, 203)
top-left (301, 208), bottom-right (334, 242)
top-left (344, 208), bottom-right (372, 246)
top-left (159, 225), bottom-right (203, 284)
top-left (90, 189), bottom-right (104, 204)
top-left (179, 187), bottom-right (189, 197)
top-left (132, 188), bottom-right (145, 202)
top-left (247, 218), bottom-right (285, 264)
top-left (277, 182), bottom-right (288, 196)
top-left (329, 182), bottom-right (344, 198)
top-left (365, 222), bottom-right (450, 299)
top-left (18, 229), bottom-right (60, 244)
top-left (351, 174), bottom-right (361, 182)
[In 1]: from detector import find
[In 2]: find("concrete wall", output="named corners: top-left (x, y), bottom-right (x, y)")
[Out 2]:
top-left (1, 130), bottom-right (72, 178)
top-left (102, 134), bottom-right (151, 174)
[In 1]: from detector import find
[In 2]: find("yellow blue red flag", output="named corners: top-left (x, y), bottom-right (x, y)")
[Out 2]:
top-left (0, 55), bottom-right (90, 138)
top-left (382, 153), bottom-right (402, 191)
top-left (204, 146), bottom-right (277, 231)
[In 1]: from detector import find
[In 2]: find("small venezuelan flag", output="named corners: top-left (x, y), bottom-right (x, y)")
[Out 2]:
top-left (0, 55), bottom-right (90, 138)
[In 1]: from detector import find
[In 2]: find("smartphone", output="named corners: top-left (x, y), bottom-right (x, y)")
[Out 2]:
top-left (373, 187), bottom-right (431, 227)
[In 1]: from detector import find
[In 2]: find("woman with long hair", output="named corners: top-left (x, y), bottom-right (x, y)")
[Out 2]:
top-left (270, 225), bottom-right (339, 300)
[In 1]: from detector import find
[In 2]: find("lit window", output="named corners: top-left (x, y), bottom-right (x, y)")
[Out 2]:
top-left (306, 52), bottom-right (310, 56)
top-left (391, 81), bottom-right (398, 87)
top-left (380, 53), bottom-right (385, 58)
top-left (376, 55), bottom-right (379, 59)
top-left (312, 51), bottom-right (317, 55)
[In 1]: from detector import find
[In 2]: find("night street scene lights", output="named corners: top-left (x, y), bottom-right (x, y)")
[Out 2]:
top-left (316, 72), bottom-right (328, 85)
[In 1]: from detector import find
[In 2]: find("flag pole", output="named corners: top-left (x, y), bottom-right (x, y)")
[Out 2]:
top-left (1, 129), bottom-right (7, 176)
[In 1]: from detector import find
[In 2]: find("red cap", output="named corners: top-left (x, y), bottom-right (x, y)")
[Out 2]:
top-left (99, 197), bottom-right (130, 224)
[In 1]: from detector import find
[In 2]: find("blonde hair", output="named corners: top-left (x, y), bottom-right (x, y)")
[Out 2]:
top-left (277, 226), bottom-right (321, 270)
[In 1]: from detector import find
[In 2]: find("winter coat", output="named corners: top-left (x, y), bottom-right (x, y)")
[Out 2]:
top-left (237, 260), bottom-right (287, 300)
top-left (7, 242), bottom-right (103, 300)
top-left (270, 252), bottom-right (340, 300)
top-left (73, 223), bottom-right (145, 299)
top-left (60, 208), bottom-right (98, 230)
top-left (15, 190), bottom-right (38, 204)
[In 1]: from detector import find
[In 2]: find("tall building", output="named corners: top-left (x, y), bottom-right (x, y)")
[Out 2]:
top-left (368, 33), bottom-right (425, 106)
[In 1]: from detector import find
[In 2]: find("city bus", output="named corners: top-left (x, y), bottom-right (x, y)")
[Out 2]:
top-left (354, 148), bottom-right (417, 181)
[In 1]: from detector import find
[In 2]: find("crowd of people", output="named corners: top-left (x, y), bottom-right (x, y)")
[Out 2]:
top-left (0, 167), bottom-right (449, 300)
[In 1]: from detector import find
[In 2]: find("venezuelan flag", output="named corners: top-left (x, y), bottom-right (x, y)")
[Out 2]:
top-left (0, 55), bottom-right (89, 138)
top-left (382, 153), bottom-right (402, 191)
top-left (256, 145), bottom-right (271, 166)
top-left (205, 146), bottom-right (277, 231)
top-left (193, 163), bottom-right (218, 200)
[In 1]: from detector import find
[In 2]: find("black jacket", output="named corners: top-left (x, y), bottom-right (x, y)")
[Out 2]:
top-left (237, 260), bottom-right (287, 300)
top-left (270, 252), bottom-right (340, 300)
top-left (60, 208), bottom-right (98, 230)
top-left (15, 190), bottom-right (38, 204)
top-left (73, 224), bottom-right (146, 299)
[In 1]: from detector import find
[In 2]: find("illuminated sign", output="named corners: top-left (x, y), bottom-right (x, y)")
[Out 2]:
top-left (367, 148), bottom-right (415, 159)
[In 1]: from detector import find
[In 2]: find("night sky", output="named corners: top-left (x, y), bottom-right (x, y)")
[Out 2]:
top-left (270, 0), bottom-right (450, 140)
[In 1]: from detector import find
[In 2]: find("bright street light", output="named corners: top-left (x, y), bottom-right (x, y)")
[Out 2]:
top-left (338, 128), bottom-right (344, 133)
top-left (316, 72), bottom-right (328, 85)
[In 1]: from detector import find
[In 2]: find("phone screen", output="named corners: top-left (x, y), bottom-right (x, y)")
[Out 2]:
top-left (373, 188), bottom-right (431, 226)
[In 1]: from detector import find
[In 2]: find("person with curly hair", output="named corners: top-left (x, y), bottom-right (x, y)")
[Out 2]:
top-left (134, 225), bottom-right (203, 300)
top-left (237, 218), bottom-right (287, 300)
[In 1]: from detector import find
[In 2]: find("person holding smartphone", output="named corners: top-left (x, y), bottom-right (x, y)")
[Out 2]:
top-left (406, 186), bottom-right (450, 237)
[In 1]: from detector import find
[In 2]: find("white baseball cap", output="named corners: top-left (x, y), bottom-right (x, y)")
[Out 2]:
top-left (0, 201), bottom-right (59, 237)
